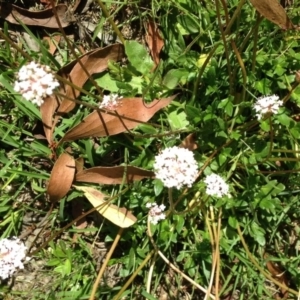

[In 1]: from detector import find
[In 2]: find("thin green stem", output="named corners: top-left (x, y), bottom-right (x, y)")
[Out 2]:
top-left (96, 0), bottom-right (125, 45)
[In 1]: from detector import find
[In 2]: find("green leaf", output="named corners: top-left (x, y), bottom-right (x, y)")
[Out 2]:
top-left (94, 72), bottom-right (119, 92)
top-left (186, 105), bottom-right (201, 124)
top-left (153, 179), bottom-right (164, 196)
top-left (250, 221), bottom-right (266, 246)
top-left (261, 180), bottom-right (285, 196)
top-left (141, 290), bottom-right (158, 300)
top-left (168, 110), bottom-right (189, 130)
top-left (177, 15), bottom-right (200, 34)
top-left (125, 41), bottom-right (154, 75)
top-left (277, 113), bottom-right (293, 127)
top-left (163, 69), bottom-right (189, 89)
top-left (217, 98), bottom-right (233, 116)
top-left (259, 198), bottom-right (275, 212)
top-left (228, 216), bottom-right (237, 228)
top-left (174, 215), bottom-right (185, 233)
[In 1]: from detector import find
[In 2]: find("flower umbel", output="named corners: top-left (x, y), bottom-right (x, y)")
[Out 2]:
top-left (154, 146), bottom-right (198, 189)
top-left (0, 237), bottom-right (27, 280)
top-left (99, 94), bottom-right (120, 110)
top-left (204, 174), bottom-right (229, 198)
top-left (14, 61), bottom-right (59, 107)
top-left (253, 95), bottom-right (283, 120)
top-left (146, 203), bottom-right (166, 225)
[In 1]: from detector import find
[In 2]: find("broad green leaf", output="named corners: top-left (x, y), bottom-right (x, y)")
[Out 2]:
top-left (125, 41), bottom-right (154, 75)
top-left (168, 110), bottom-right (189, 130)
top-left (228, 216), bottom-right (237, 228)
top-left (95, 72), bottom-right (119, 92)
top-left (163, 69), bottom-right (189, 89)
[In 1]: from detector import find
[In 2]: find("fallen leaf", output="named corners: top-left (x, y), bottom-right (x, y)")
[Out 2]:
top-left (0, 3), bottom-right (70, 28)
top-left (40, 94), bottom-right (60, 144)
top-left (265, 253), bottom-right (289, 299)
top-left (145, 19), bottom-right (164, 68)
top-left (61, 96), bottom-right (175, 142)
top-left (75, 157), bottom-right (85, 173)
top-left (74, 186), bottom-right (137, 228)
top-left (249, 0), bottom-right (294, 30)
top-left (47, 153), bottom-right (75, 202)
top-left (75, 166), bottom-right (155, 185)
top-left (57, 43), bottom-right (125, 114)
top-left (43, 35), bottom-right (61, 55)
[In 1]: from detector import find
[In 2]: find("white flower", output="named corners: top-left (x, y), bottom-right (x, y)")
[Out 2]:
top-left (146, 203), bottom-right (166, 224)
top-left (99, 94), bottom-right (120, 110)
top-left (154, 146), bottom-right (198, 189)
top-left (204, 174), bottom-right (229, 198)
top-left (253, 95), bottom-right (283, 120)
top-left (14, 61), bottom-right (59, 107)
top-left (0, 237), bottom-right (27, 280)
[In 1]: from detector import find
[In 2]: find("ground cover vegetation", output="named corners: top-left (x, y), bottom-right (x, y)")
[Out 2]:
top-left (1, 0), bottom-right (300, 299)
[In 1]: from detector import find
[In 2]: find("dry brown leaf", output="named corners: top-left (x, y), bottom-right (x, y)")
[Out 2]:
top-left (61, 96), bottom-right (175, 142)
top-left (179, 133), bottom-right (198, 151)
top-left (47, 153), bottom-right (75, 202)
top-left (145, 19), bottom-right (164, 68)
top-left (43, 35), bottom-right (61, 55)
top-left (40, 94), bottom-right (60, 144)
top-left (75, 157), bottom-right (85, 173)
top-left (57, 44), bottom-right (125, 114)
top-left (74, 186), bottom-right (137, 228)
top-left (249, 0), bottom-right (294, 30)
top-left (265, 253), bottom-right (289, 299)
top-left (0, 3), bottom-right (70, 28)
top-left (75, 166), bottom-right (155, 185)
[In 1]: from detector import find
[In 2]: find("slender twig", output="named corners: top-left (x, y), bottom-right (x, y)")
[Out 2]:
top-left (89, 228), bottom-right (124, 300)
top-left (204, 207), bottom-right (217, 300)
top-left (216, 0), bottom-right (233, 95)
top-left (231, 41), bottom-right (247, 104)
top-left (214, 208), bottom-right (222, 299)
top-left (96, 0), bottom-right (125, 44)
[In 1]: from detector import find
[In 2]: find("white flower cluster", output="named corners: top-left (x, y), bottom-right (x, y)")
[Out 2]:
top-left (0, 237), bottom-right (27, 280)
top-left (154, 146), bottom-right (198, 189)
top-left (99, 94), bottom-right (120, 110)
top-left (146, 203), bottom-right (166, 224)
top-left (204, 174), bottom-right (229, 198)
top-left (14, 61), bottom-right (59, 107)
top-left (253, 95), bottom-right (283, 120)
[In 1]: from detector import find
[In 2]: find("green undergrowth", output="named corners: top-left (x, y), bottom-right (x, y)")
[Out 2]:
top-left (1, 0), bottom-right (300, 299)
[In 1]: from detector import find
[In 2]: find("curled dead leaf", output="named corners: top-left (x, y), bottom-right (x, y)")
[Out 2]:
top-left (61, 96), bottom-right (175, 142)
top-left (0, 3), bottom-right (70, 28)
top-left (74, 186), bottom-right (137, 228)
top-left (75, 166), bottom-right (155, 185)
top-left (145, 19), bottom-right (164, 68)
top-left (40, 94), bottom-right (60, 144)
top-left (57, 44), bottom-right (125, 114)
top-left (249, 0), bottom-right (294, 30)
top-left (47, 153), bottom-right (75, 202)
